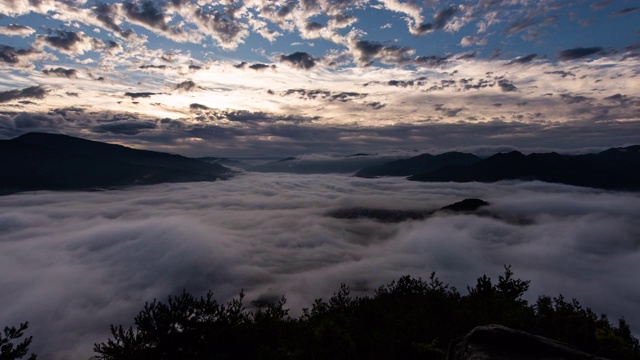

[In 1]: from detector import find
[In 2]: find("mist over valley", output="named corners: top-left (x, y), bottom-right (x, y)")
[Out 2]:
top-left (2, 170), bottom-right (639, 359)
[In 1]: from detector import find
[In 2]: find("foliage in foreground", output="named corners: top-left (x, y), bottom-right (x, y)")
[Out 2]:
top-left (93, 266), bottom-right (640, 360)
top-left (0, 322), bottom-right (36, 360)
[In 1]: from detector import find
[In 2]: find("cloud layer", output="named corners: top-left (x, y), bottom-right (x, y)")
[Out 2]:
top-left (1, 173), bottom-right (639, 359)
top-left (0, 1), bottom-right (637, 155)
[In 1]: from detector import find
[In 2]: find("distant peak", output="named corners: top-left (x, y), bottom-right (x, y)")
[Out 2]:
top-left (491, 150), bottom-right (525, 159)
top-left (440, 198), bottom-right (489, 212)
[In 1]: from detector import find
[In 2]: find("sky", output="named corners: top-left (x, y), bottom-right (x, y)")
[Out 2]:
top-left (0, 0), bottom-right (639, 157)
top-left (1, 174), bottom-right (640, 359)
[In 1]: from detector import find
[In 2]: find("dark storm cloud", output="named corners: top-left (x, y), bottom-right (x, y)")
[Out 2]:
top-left (433, 5), bottom-right (459, 29)
top-left (123, 0), bottom-right (169, 30)
top-left (42, 67), bottom-right (78, 78)
top-left (190, 6), bottom-right (249, 49)
top-left (190, 103), bottom-right (210, 110)
top-left (139, 64), bottom-right (169, 70)
top-left (330, 92), bottom-right (366, 102)
top-left (610, 7), bottom-right (639, 17)
top-left (352, 40), bottom-right (413, 66)
top-left (279, 52), bottom-right (316, 70)
top-left (560, 94), bottom-right (592, 104)
top-left (0, 86), bottom-right (47, 103)
top-left (2, 175), bottom-right (640, 359)
top-left (249, 63), bottom-right (274, 70)
top-left (330, 14), bottom-right (356, 27)
top-left (280, 89), bottom-right (368, 103)
top-left (50, 107), bottom-right (85, 117)
top-left (9, 111), bottom-right (70, 130)
top-left (36, 29), bottom-right (86, 53)
top-left (0, 45), bottom-right (41, 64)
top-left (219, 110), bottom-right (318, 125)
top-left (281, 88), bottom-right (330, 99)
top-left (544, 70), bottom-right (575, 78)
top-left (414, 54), bottom-right (451, 68)
top-left (557, 47), bottom-right (603, 61)
top-left (412, 23), bottom-right (433, 35)
top-left (365, 102), bottom-right (385, 110)
top-left (603, 93), bottom-right (638, 106)
top-left (106, 40), bottom-right (121, 51)
top-left (452, 78), bottom-right (496, 91)
top-left (281, 1), bottom-right (297, 17)
top-left (507, 53), bottom-right (537, 65)
top-left (497, 79), bottom-right (517, 92)
top-left (93, 121), bottom-right (158, 135)
top-left (94, 2), bottom-right (133, 38)
top-left (383, 77), bottom-right (426, 87)
top-left (159, 117), bottom-right (187, 130)
top-left (456, 52), bottom-right (476, 60)
top-left (0, 24), bottom-right (35, 36)
top-left (305, 21), bottom-right (324, 31)
top-left (434, 104), bottom-right (464, 117)
top-left (124, 92), bottom-right (157, 98)
top-left (175, 80), bottom-right (197, 91)
top-left (353, 40), bottom-right (385, 64)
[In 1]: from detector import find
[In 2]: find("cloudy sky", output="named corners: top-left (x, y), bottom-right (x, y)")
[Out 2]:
top-left (0, 0), bottom-right (639, 156)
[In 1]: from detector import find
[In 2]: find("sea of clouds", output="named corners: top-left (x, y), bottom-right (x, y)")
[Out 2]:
top-left (1, 172), bottom-right (640, 359)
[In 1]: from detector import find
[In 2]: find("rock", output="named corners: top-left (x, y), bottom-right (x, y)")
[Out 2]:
top-left (447, 324), bottom-right (607, 360)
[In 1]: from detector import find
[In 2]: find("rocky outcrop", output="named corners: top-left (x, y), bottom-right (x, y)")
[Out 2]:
top-left (447, 324), bottom-right (608, 360)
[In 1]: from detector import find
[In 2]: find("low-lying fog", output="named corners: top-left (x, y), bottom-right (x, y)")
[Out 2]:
top-left (1, 173), bottom-right (639, 359)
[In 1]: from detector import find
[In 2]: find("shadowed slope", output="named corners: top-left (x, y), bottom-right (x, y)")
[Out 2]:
top-left (408, 147), bottom-right (640, 191)
top-left (0, 132), bottom-right (232, 194)
top-left (355, 152), bottom-right (481, 178)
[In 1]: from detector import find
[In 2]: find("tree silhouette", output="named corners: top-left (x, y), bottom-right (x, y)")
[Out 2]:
top-left (0, 322), bottom-right (37, 360)
top-left (93, 267), bottom-right (640, 360)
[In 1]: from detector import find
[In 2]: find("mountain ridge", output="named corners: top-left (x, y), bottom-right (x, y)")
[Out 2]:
top-left (0, 132), bottom-right (233, 194)
top-left (353, 145), bottom-right (640, 191)
top-left (408, 146), bottom-right (640, 191)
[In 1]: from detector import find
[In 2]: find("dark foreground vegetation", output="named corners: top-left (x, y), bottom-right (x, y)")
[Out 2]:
top-left (93, 266), bottom-right (638, 360)
top-left (3, 267), bottom-right (638, 360)
top-left (0, 322), bottom-right (36, 360)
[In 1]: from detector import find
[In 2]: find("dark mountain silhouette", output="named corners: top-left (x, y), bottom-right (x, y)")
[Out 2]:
top-left (327, 198), bottom-right (489, 223)
top-left (409, 146), bottom-right (640, 190)
top-left (440, 198), bottom-right (489, 212)
top-left (196, 156), bottom-right (246, 167)
top-left (0, 132), bottom-right (232, 194)
top-left (355, 152), bottom-right (481, 178)
top-left (247, 155), bottom-right (406, 174)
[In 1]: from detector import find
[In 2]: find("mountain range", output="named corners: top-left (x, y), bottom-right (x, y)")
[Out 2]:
top-left (357, 146), bottom-right (640, 191)
top-left (355, 152), bottom-right (481, 178)
top-left (0, 132), bottom-right (232, 194)
top-left (3, 133), bottom-right (639, 194)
